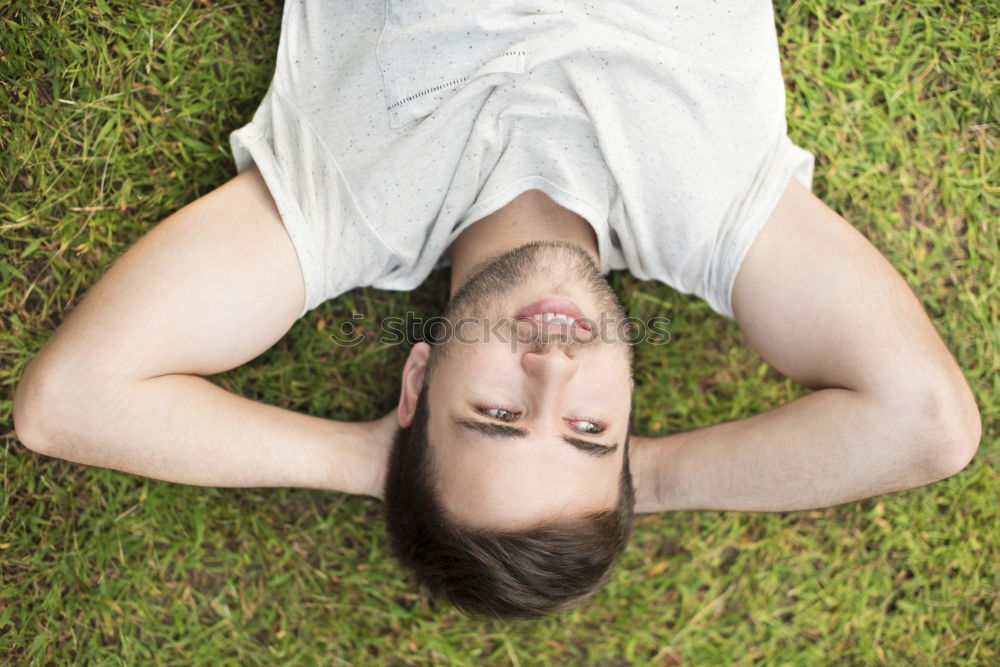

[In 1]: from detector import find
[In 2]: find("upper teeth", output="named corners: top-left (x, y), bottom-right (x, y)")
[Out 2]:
top-left (532, 312), bottom-right (575, 325)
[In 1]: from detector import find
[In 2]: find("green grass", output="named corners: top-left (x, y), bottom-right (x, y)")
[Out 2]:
top-left (1, 0), bottom-right (997, 663)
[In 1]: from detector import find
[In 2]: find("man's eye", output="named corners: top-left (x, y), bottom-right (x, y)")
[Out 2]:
top-left (568, 418), bottom-right (606, 435)
top-left (480, 407), bottom-right (518, 422)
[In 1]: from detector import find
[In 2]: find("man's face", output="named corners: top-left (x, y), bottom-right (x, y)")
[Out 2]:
top-left (413, 241), bottom-right (634, 529)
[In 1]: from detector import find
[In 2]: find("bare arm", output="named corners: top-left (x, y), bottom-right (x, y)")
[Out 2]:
top-left (630, 178), bottom-right (981, 513)
top-left (12, 167), bottom-right (392, 500)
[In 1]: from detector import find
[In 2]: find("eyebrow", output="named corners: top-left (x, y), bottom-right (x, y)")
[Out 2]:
top-left (452, 418), bottom-right (620, 458)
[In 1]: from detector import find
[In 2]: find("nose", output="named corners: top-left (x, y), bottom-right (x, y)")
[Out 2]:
top-left (522, 339), bottom-right (578, 383)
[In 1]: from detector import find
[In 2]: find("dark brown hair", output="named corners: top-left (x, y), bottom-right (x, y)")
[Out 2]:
top-left (383, 385), bottom-right (635, 619)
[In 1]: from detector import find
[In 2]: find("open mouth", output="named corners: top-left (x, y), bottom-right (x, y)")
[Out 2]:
top-left (514, 298), bottom-right (593, 334)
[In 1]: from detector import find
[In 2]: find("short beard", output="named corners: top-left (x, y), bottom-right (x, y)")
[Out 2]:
top-left (427, 240), bottom-right (631, 374)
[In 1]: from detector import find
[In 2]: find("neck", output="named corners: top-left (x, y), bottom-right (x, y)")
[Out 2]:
top-left (445, 190), bottom-right (600, 296)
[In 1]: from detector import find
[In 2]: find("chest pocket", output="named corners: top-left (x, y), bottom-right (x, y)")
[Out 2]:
top-left (376, 2), bottom-right (528, 129)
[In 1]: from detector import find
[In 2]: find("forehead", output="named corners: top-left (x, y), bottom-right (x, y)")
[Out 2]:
top-left (430, 431), bottom-right (623, 529)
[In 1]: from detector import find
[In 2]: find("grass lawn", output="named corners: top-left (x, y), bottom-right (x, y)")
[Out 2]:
top-left (1, 0), bottom-right (996, 663)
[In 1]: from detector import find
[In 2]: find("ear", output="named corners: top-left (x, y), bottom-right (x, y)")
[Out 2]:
top-left (397, 342), bottom-right (432, 427)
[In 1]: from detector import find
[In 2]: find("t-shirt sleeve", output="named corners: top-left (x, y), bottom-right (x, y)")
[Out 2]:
top-left (230, 83), bottom-right (398, 319)
top-left (707, 134), bottom-right (816, 320)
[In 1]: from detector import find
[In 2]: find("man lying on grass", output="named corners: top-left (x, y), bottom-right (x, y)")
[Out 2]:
top-left (12, 1), bottom-right (981, 619)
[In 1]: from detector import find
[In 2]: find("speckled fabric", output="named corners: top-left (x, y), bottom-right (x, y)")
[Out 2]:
top-left (230, 0), bottom-right (815, 320)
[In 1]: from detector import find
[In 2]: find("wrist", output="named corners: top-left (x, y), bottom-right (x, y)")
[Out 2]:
top-left (363, 412), bottom-right (397, 500)
top-left (629, 433), bottom-right (687, 513)
top-left (313, 413), bottom-right (394, 498)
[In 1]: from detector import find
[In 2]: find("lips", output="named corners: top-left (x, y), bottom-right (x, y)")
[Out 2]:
top-left (514, 298), bottom-right (592, 335)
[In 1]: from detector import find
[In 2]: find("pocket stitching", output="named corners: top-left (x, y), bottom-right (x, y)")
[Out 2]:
top-left (386, 48), bottom-right (526, 112)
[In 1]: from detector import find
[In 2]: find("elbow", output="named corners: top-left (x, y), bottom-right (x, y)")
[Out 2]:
top-left (913, 377), bottom-right (981, 481)
top-left (12, 359), bottom-right (63, 457)
top-left (932, 407), bottom-right (981, 480)
top-left (12, 387), bottom-right (47, 457)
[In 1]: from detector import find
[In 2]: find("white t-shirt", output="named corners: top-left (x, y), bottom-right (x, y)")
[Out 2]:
top-left (230, 0), bottom-right (815, 320)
